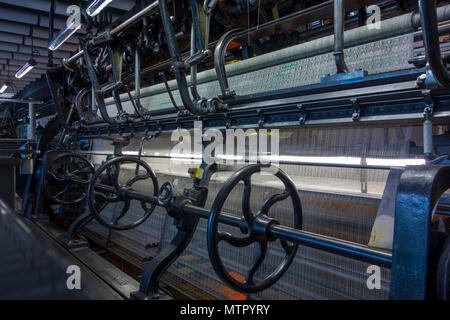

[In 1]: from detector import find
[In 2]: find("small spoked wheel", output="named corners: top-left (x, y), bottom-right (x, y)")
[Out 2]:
top-left (87, 156), bottom-right (159, 230)
top-left (207, 164), bottom-right (302, 293)
top-left (43, 153), bottom-right (95, 205)
top-left (157, 182), bottom-right (174, 207)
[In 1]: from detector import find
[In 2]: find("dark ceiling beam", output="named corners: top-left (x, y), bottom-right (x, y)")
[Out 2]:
top-left (0, 72), bottom-right (44, 81)
top-left (0, 77), bottom-right (41, 84)
top-left (18, 45), bottom-right (71, 59)
top-left (0, 20), bottom-right (29, 36)
top-left (24, 36), bottom-right (78, 53)
top-left (32, 25), bottom-right (79, 44)
top-left (0, 80), bottom-right (27, 86)
top-left (0, 51), bottom-right (12, 59)
top-left (8, 68), bottom-right (46, 77)
top-left (0, 75), bottom-right (40, 81)
top-left (1, 52), bottom-right (48, 63)
top-left (0, 6), bottom-right (38, 25)
top-left (0, 43), bottom-right (71, 59)
top-left (0, 0), bottom-right (133, 19)
top-left (0, 59), bottom-right (48, 71)
top-left (0, 6), bottom-right (86, 35)
top-left (0, 69), bottom-right (48, 79)
top-left (0, 32), bottom-right (78, 52)
top-left (0, 21), bottom-right (79, 45)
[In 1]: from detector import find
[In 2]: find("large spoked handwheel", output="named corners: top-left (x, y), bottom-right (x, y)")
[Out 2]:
top-left (87, 156), bottom-right (159, 230)
top-left (43, 153), bottom-right (95, 205)
top-left (207, 164), bottom-right (302, 293)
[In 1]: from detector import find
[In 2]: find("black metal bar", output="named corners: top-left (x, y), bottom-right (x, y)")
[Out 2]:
top-left (158, 0), bottom-right (207, 116)
top-left (270, 225), bottom-right (392, 267)
top-left (418, 0), bottom-right (450, 87)
top-left (48, 0), bottom-right (55, 67)
top-left (333, 0), bottom-right (349, 74)
top-left (71, 170), bottom-right (393, 267)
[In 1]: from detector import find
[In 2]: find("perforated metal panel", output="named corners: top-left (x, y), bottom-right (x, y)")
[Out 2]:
top-left (102, 33), bottom-right (414, 117)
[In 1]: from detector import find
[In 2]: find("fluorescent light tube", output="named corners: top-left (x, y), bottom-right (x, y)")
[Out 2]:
top-left (48, 19), bottom-right (82, 51)
top-left (86, 0), bottom-right (114, 17)
top-left (0, 84), bottom-right (8, 93)
top-left (15, 59), bottom-right (36, 79)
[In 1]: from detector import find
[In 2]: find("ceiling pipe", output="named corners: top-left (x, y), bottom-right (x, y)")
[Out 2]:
top-left (48, 0), bottom-right (55, 67)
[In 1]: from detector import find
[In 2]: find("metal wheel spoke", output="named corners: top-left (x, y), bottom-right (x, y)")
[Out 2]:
top-left (94, 191), bottom-right (120, 203)
top-left (48, 170), bottom-right (64, 182)
top-left (242, 177), bottom-right (253, 223)
top-left (54, 186), bottom-right (70, 199)
top-left (280, 239), bottom-right (295, 255)
top-left (125, 172), bottom-right (150, 187)
top-left (260, 189), bottom-right (291, 215)
top-left (71, 167), bottom-right (92, 175)
top-left (218, 231), bottom-right (253, 247)
top-left (77, 178), bottom-right (90, 185)
top-left (63, 159), bottom-right (71, 174)
top-left (113, 200), bottom-right (130, 225)
top-left (106, 163), bottom-right (121, 192)
top-left (245, 241), bottom-right (268, 285)
top-left (112, 162), bottom-right (122, 188)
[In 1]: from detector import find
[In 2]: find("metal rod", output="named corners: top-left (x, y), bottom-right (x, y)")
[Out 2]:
top-left (0, 149), bottom-right (40, 154)
top-left (109, 1), bottom-right (159, 35)
top-left (0, 99), bottom-right (42, 103)
top-left (64, 1), bottom-right (160, 65)
top-left (68, 174), bottom-right (392, 267)
top-left (158, 0), bottom-right (205, 115)
top-left (418, 0), bottom-right (450, 87)
top-left (184, 204), bottom-right (391, 267)
top-left (333, 0), bottom-right (349, 73)
top-left (270, 225), bottom-right (392, 267)
top-left (48, 0), bottom-right (55, 67)
top-left (28, 102), bottom-right (36, 140)
top-left (58, 104), bottom-right (77, 145)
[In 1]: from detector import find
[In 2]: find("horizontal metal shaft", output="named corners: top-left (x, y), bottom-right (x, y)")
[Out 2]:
top-left (270, 225), bottom-right (392, 267)
top-left (110, 1), bottom-right (159, 35)
top-left (184, 204), bottom-right (392, 267)
top-left (64, 1), bottom-right (160, 64)
top-left (69, 175), bottom-right (392, 267)
top-left (0, 149), bottom-right (40, 155)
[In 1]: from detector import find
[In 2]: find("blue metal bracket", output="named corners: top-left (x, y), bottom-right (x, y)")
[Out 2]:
top-left (390, 165), bottom-right (450, 299)
top-left (297, 104), bottom-right (307, 125)
top-left (351, 98), bottom-right (361, 122)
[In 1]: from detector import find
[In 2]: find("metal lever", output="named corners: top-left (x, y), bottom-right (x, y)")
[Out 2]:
top-left (82, 42), bottom-right (125, 125)
top-left (333, 0), bottom-right (349, 74)
top-left (418, 0), bottom-right (450, 88)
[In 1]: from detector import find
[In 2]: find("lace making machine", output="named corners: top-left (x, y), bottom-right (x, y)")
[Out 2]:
top-left (8, 0), bottom-right (450, 300)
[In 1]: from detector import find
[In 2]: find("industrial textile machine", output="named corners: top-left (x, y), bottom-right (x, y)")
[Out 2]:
top-left (0, 0), bottom-right (450, 300)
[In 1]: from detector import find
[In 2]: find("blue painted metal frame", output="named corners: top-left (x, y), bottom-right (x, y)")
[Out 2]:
top-left (75, 68), bottom-right (450, 139)
top-left (390, 165), bottom-right (450, 299)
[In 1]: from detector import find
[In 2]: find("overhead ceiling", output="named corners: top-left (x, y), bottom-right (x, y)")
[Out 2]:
top-left (0, 0), bottom-right (136, 97)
